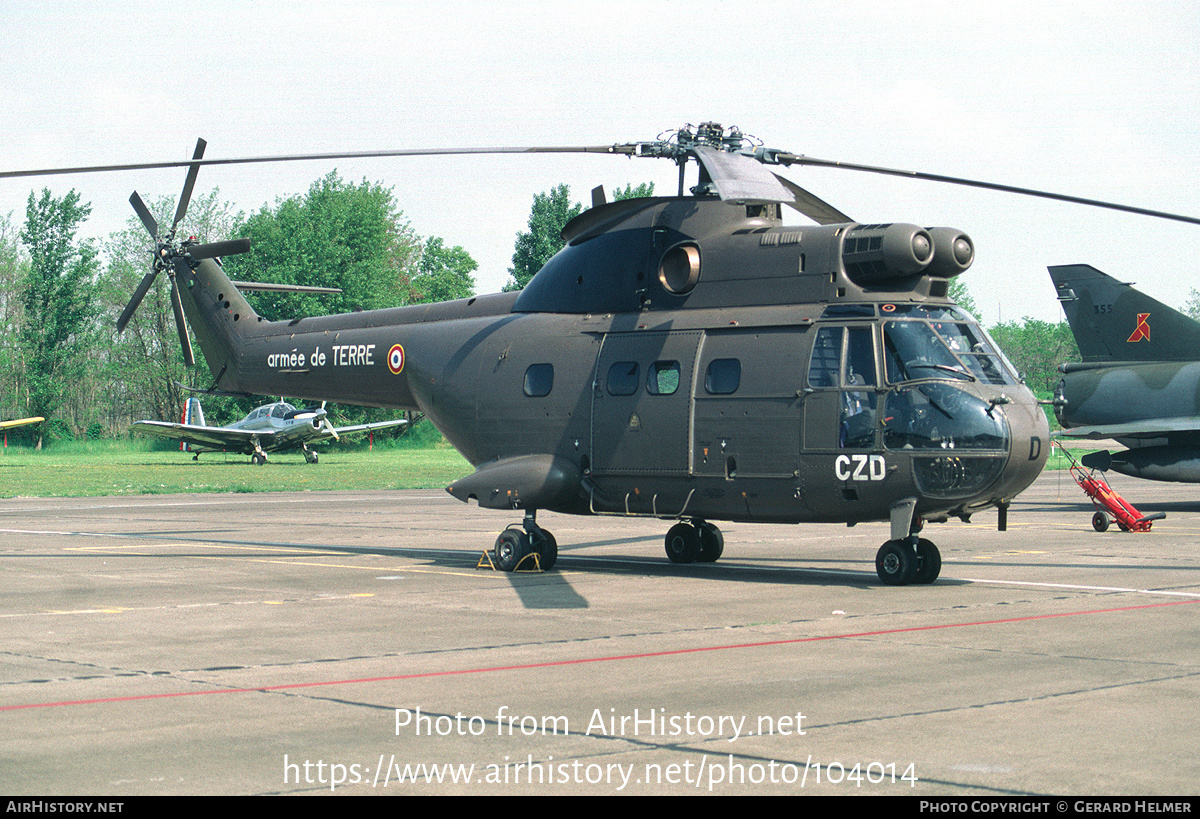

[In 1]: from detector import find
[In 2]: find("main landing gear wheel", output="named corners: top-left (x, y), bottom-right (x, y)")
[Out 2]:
top-left (697, 520), bottom-right (724, 562)
top-left (665, 522), bottom-right (701, 564)
top-left (664, 520), bottom-right (725, 564)
top-left (251, 452), bottom-right (267, 466)
top-left (304, 448), bottom-right (318, 464)
top-left (875, 538), bottom-right (941, 585)
top-left (912, 538), bottom-right (941, 584)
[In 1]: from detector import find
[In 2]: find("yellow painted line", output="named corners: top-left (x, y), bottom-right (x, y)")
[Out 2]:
top-left (45, 536), bottom-right (546, 579)
top-left (3, 592), bottom-right (377, 620)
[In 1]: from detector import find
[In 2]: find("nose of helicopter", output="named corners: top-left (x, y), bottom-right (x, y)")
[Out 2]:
top-left (994, 389), bottom-right (1051, 502)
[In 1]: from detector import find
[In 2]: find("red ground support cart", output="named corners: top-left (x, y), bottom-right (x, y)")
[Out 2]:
top-left (1055, 443), bottom-right (1165, 532)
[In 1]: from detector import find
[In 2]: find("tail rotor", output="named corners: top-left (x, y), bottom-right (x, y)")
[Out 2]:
top-left (116, 138), bottom-right (250, 366)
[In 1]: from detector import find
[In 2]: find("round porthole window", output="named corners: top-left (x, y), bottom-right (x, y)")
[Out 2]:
top-left (658, 244), bottom-right (700, 295)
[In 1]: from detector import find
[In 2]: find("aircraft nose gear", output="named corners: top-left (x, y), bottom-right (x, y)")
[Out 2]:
top-left (875, 536), bottom-right (941, 585)
top-left (483, 511), bottom-right (557, 572)
top-left (664, 519), bottom-right (724, 564)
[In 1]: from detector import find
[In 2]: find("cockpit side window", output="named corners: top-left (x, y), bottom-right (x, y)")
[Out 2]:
top-left (846, 327), bottom-right (876, 387)
top-left (808, 324), bottom-right (878, 449)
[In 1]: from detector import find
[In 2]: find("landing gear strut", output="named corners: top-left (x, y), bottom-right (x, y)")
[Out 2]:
top-left (491, 510), bottom-right (557, 571)
top-left (875, 536), bottom-right (940, 585)
top-left (664, 519), bottom-right (724, 564)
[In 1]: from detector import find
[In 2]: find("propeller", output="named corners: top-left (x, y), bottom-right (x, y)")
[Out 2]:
top-left (115, 139), bottom-right (251, 366)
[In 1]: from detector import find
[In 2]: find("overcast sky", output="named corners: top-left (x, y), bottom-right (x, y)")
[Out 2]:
top-left (3, 0), bottom-right (1198, 325)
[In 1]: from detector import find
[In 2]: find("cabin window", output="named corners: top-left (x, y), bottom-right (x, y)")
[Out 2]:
top-left (523, 363), bottom-right (554, 397)
top-left (704, 358), bottom-right (741, 395)
top-left (607, 361), bottom-right (640, 396)
top-left (647, 361), bottom-right (680, 395)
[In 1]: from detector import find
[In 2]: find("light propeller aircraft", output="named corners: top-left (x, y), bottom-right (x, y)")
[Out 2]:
top-left (1051, 263), bottom-right (1200, 483)
top-left (7, 122), bottom-right (1198, 583)
top-left (131, 397), bottom-right (406, 464)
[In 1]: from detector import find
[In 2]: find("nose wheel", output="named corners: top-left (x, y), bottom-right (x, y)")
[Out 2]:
top-left (875, 537), bottom-right (940, 585)
top-left (490, 511), bottom-right (557, 571)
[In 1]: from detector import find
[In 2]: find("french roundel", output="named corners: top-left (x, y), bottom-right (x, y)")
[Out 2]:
top-left (388, 343), bottom-right (405, 375)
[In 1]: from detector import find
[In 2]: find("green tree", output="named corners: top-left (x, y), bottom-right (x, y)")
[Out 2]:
top-left (505, 184), bottom-right (583, 291)
top-left (1183, 288), bottom-right (1200, 320)
top-left (409, 236), bottom-right (476, 303)
top-left (0, 214), bottom-right (30, 424)
top-left (224, 172), bottom-right (419, 321)
top-left (948, 277), bottom-right (979, 319)
top-left (611, 182), bottom-right (655, 201)
top-left (18, 189), bottom-right (99, 444)
top-left (988, 317), bottom-right (1079, 397)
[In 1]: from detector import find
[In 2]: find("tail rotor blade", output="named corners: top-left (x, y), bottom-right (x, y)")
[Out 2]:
top-left (116, 267), bottom-right (160, 333)
top-left (129, 191), bottom-right (158, 238)
top-left (186, 238), bottom-right (251, 260)
top-left (172, 138), bottom-right (207, 231)
top-left (170, 275), bottom-right (195, 367)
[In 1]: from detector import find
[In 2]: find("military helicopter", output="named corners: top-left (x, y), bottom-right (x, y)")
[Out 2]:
top-left (7, 123), bottom-right (1196, 584)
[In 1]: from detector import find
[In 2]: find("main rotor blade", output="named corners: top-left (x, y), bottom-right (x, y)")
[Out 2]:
top-left (771, 173), bottom-right (854, 224)
top-left (692, 145), bottom-right (793, 204)
top-left (778, 154), bottom-right (1200, 227)
top-left (173, 138), bottom-right (206, 231)
top-left (169, 275), bottom-right (195, 367)
top-left (185, 238), bottom-right (251, 260)
top-left (129, 191), bottom-right (158, 238)
top-left (116, 267), bottom-right (160, 333)
top-left (0, 144), bottom-right (635, 180)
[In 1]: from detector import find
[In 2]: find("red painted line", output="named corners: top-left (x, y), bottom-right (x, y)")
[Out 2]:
top-left (5, 598), bottom-right (1195, 712)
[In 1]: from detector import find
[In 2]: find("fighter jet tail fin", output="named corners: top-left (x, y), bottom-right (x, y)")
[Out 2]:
top-left (184, 397), bottom-right (206, 428)
top-left (1049, 264), bottom-right (1200, 362)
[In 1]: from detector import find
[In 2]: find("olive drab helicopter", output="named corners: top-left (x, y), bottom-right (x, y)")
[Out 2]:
top-left (7, 123), bottom-right (1198, 584)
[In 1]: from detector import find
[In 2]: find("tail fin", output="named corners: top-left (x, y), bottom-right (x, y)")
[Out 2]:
top-left (184, 397), bottom-right (206, 427)
top-left (182, 397), bottom-right (206, 453)
top-left (1049, 264), bottom-right (1200, 362)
